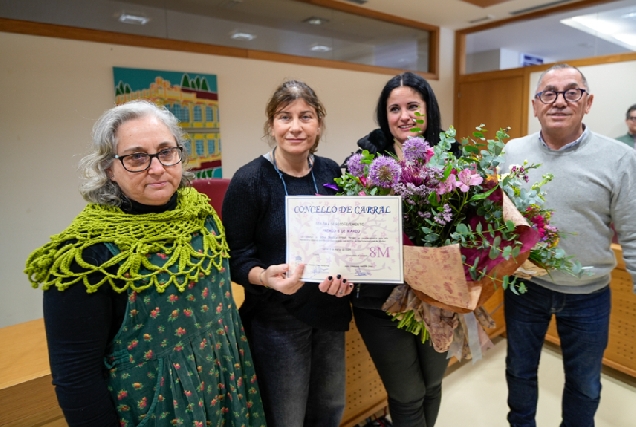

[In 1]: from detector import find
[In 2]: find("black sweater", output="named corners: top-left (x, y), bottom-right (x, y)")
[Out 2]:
top-left (42, 195), bottom-right (177, 427)
top-left (222, 155), bottom-right (352, 331)
top-left (346, 130), bottom-right (401, 309)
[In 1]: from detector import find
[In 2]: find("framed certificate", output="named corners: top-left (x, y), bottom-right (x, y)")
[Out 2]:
top-left (285, 195), bottom-right (404, 284)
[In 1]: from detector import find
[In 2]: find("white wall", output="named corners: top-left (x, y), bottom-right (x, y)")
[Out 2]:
top-left (0, 28), bottom-right (455, 328)
top-left (466, 49), bottom-right (501, 74)
top-left (499, 48), bottom-right (519, 70)
top-left (465, 48), bottom-right (522, 73)
top-left (527, 61), bottom-right (636, 137)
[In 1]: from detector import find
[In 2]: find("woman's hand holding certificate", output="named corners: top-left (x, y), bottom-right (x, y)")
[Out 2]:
top-left (285, 196), bottom-right (404, 284)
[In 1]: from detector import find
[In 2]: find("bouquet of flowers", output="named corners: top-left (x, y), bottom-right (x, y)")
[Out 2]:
top-left (498, 161), bottom-right (583, 288)
top-left (335, 123), bottom-right (582, 359)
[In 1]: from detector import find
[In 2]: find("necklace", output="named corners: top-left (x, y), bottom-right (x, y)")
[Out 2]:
top-left (271, 147), bottom-right (319, 196)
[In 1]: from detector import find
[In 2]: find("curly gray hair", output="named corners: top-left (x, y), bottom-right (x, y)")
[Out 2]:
top-left (78, 100), bottom-right (193, 206)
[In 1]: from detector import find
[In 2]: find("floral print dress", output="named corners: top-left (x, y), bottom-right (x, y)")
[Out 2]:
top-left (103, 220), bottom-right (266, 427)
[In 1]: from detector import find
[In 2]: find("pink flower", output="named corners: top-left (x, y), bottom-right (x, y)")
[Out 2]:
top-left (436, 174), bottom-right (457, 195)
top-left (456, 168), bottom-right (483, 192)
top-left (138, 397), bottom-right (147, 409)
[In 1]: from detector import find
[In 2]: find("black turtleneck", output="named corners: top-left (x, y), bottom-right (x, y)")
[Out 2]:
top-left (43, 193), bottom-right (178, 427)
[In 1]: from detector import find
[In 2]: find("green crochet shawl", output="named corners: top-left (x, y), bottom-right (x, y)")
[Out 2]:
top-left (25, 187), bottom-right (229, 294)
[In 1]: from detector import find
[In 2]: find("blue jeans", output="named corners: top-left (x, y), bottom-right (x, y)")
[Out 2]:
top-left (353, 305), bottom-right (449, 427)
top-left (248, 302), bottom-right (345, 427)
top-left (504, 281), bottom-right (610, 427)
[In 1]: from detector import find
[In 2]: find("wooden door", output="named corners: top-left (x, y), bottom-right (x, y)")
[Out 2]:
top-left (455, 70), bottom-right (528, 144)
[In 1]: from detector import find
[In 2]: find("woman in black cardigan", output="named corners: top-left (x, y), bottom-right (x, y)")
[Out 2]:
top-left (223, 80), bottom-right (353, 427)
top-left (346, 72), bottom-right (453, 427)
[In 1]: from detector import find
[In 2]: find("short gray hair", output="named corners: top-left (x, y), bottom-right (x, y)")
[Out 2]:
top-left (535, 63), bottom-right (590, 93)
top-left (78, 100), bottom-right (193, 206)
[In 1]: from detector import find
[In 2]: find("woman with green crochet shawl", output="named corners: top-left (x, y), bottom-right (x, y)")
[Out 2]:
top-left (25, 100), bottom-right (266, 427)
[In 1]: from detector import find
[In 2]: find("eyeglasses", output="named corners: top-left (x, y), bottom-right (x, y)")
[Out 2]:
top-left (535, 88), bottom-right (587, 104)
top-left (114, 146), bottom-right (183, 172)
top-left (627, 116), bottom-right (636, 122)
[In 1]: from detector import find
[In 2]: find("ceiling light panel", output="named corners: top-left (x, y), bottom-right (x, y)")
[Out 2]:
top-left (311, 44), bottom-right (332, 52)
top-left (303, 16), bottom-right (329, 25)
top-left (561, 5), bottom-right (636, 51)
top-left (118, 12), bottom-right (150, 25)
top-left (509, 0), bottom-right (574, 16)
top-left (230, 30), bottom-right (256, 40)
top-left (613, 33), bottom-right (636, 47)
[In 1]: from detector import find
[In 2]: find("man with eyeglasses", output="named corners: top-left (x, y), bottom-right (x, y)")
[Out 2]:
top-left (501, 64), bottom-right (636, 427)
top-left (615, 103), bottom-right (636, 148)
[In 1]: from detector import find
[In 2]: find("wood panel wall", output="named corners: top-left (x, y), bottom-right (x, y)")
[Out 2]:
top-left (455, 69), bottom-right (528, 142)
top-left (545, 245), bottom-right (636, 378)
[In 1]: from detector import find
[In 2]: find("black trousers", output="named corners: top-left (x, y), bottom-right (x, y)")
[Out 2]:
top-left (353, 305), bottom-right (449, 427)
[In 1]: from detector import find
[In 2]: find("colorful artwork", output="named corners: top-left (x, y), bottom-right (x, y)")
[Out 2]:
top-left (113, 67), bottom-right (222, 178)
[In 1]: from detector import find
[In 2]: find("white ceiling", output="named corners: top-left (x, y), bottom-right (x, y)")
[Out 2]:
top-left (340, 0), bottom-right (636, 59)
top-left (334, 0), bottom-right (587, 30)
top-left (1, 0), bottom-right (635, 63)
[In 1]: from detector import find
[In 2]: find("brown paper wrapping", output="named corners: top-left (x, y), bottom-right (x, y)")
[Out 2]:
top-left (399, 193), bottom-right (533, 314)
top-left (514, 259), bottom-right (548, 279)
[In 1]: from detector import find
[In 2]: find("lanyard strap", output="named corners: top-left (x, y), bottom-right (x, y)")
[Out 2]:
top-left (271, 147), bottom-right (319, 195)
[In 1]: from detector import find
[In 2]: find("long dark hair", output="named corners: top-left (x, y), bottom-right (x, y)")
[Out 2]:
top-left (375, 71), bottom-right (442, 146)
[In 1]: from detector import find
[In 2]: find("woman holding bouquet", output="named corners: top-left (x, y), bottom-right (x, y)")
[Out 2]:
top-left (346, 72), bottom-right (450, 427)
top-left (222, 79), bottom-right (353, 427)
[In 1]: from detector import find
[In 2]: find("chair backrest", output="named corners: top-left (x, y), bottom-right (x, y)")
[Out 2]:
top-left (190, 178), bottom-right (231, 220)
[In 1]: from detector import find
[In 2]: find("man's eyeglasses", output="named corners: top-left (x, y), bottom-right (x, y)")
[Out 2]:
top-left (627, 116), bottom-right (636, 122)
top-left (535, 88), bottom-right (587, 104)
top-left (114, 146), bottom-right (184, 172)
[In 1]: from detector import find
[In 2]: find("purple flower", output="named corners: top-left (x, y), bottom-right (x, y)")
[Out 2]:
top-left (433, 204), bottom-right (453, 225)
top-left (403, 137), bottom-right (434, 164)
top-left (368, 156), bottom-right (401, 188)
top-left (346, 153), bottom-right (365, 176)
top-left (323, 183), bottom-right (339, 191)
top-left (400, 164), bottom-right (424, 187)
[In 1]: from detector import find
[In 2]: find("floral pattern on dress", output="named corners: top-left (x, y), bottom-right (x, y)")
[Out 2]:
top-left (104, 218), bottom-right (266, 427)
